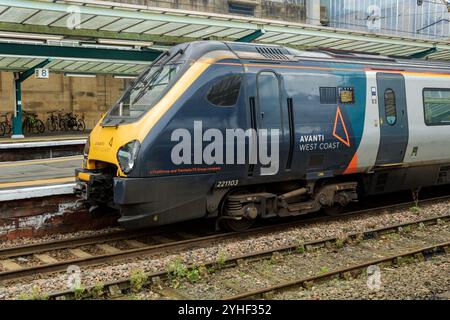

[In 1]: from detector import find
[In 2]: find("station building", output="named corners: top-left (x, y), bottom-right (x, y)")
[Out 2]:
top-left (322, 0), bottom-right (450, 39)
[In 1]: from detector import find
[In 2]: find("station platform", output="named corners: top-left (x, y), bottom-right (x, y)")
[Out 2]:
top-left (0, 133), bottom-right (88, 148)
top-left (0, 156), bottom-right (81, 201)
top-left (0, 133), bottom-right (87, 162)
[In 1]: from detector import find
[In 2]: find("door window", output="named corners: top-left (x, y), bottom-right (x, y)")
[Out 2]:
top-left (257, 72), bottom-right (281, 129)
top-left (384, 88), bottom-right (397, 125)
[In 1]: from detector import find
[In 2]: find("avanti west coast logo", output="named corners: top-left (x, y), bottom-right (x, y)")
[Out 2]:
top-left (171, 121), bottom-right (280, 175)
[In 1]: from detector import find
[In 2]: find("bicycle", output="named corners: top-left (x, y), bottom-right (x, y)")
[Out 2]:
top-left (64, 112), bottom-right (86, 132)
top-left (57, 111), bottom-right (67, 131)
top-left (22, 111), bottom-right (45, 135)
top-left (46, 111), bottom-right (60, 132)
top-left (0, 112), bottom-right (12, 136)
top-left (77, 115), bottom-right (86, 132)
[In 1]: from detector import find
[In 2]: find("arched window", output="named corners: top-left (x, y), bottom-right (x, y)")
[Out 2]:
top-left (206, 74), bottom-right (242, 107)
top-left (384, 89), bottom-right (397, 125)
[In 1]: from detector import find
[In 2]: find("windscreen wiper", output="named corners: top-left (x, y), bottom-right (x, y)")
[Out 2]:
top-left (101, 51), bottom-right (169, 127)
top-left (131, 48), bottom-right (184, 105)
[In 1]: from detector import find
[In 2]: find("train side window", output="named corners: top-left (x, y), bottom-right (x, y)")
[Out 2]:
top-left (423, 89), bottom-right (450, 126)
top-left (384, 88), bottom-right (397, 125)
top-left (206, 74), bottom-right (242, 107)
top-left (320, 87), bottom-right (337, 104)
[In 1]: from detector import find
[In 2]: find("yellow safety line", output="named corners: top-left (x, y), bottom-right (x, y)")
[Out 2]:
top-left (0, 177), bottom-right (75, 189)
top-left (0, 156), bottom-right (83, 168)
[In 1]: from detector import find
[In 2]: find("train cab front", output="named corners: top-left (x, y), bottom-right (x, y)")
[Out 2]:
top-left (75, 135), bottom-right (141, 212)
top-left (74, 41), bottom-right (198, 225)
top-left (75, 40), bottom-right (246, 228)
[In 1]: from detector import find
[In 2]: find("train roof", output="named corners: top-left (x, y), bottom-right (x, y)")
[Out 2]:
top-left (223, 41), bottom-right (450, 72)
top-left (172, 41), bottom-right (450, 73)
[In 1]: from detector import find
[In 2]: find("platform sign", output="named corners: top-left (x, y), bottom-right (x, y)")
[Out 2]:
top-left (35, 68), bottom-right (49, 79)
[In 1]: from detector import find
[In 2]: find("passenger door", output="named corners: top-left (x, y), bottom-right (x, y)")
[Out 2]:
top-left (375, 73), bottom-right (409, 166)
top-left (256, 71), bottom-right (285, 176)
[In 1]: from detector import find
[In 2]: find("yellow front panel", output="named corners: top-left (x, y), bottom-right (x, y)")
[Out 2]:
top-left (77, 172), bottom-right (91, 182)
top-left (86, 60), bottom-right (213, 177)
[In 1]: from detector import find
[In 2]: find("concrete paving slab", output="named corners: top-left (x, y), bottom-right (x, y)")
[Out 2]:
top-left (0, 156), bottom-right (81, 188)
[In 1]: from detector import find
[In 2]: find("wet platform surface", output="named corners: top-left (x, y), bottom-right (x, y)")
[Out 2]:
top-left (0, 133), bottom-right (88, 144)
top-left (0, 134), bottom-right (88, 200)
top-left (0, 156), bottom-right (81, 190)
top-left (0, 134), bottom-right (88, 151)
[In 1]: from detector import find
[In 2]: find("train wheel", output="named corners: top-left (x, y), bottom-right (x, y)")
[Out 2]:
top-left (221, 217), bottom-right (255, 232)
top-left (219, 189), bottom-right (255, 232)
top-left (323, 204), bottom-right (346, 216)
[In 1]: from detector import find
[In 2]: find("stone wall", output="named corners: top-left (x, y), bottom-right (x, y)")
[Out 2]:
top-left (0, 72), bottom-right (126, 131)
top-left (0, 195), bottom-right (119, 240)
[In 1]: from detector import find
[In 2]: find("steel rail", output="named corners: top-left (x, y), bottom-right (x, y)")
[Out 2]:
top-left (224, 240), bottom-right (450, 300)
top-left (0, 229), bottom-right (152, 259)
top-left (1, 194), bottom-right (449, 283)
top-left (3, 193), bottom-right (449, 260)
top-left (45, 213), bottom-right (450, 300)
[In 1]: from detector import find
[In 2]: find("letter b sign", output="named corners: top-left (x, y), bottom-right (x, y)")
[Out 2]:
top-left (35, 68), bottom-right (49, 79)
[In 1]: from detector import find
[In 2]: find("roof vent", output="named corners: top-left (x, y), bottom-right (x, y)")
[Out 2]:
top-left (256, 46), bottom-right (290, 61)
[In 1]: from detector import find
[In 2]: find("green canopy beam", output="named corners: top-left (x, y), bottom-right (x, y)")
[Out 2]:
top-left (236, 29), bottom-right (266, 43)
top-left (409, 47), bottom-right (438, 59)
top-left (0, 42), bottom-right (161, 63)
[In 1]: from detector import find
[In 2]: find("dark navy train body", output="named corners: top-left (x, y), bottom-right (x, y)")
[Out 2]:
top-left (75, 41), bottom-right (450, 230)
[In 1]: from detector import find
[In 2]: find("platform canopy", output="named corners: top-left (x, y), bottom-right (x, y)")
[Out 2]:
top-left (0, 0), bottom-right (449, 61)
top-left (0, 40), bottom-right (161, 75)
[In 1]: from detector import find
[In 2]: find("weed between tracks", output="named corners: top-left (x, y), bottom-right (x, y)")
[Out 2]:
top-left (50, 220), bottom-right (450, 300)
top-left (130, 269), bottom-right (148, 292)
top-left (12, 213), bottom-right (449, 300)
top-left (17, 286), bottom-right (49, 300)
top-left (166, 253), bottom-right (228, 289)
top-left (152, 222), bottom-right (450, 300)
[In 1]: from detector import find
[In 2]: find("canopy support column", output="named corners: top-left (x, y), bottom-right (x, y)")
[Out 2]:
top-left (12, 58), bottom-right (52, 139)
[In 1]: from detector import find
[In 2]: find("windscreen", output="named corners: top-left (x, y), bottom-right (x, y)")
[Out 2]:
top-left (107, 62), bottom-right (181, 120)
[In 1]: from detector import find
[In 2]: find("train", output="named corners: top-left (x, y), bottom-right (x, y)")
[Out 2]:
top-left (75, 41), bottom-right (450, 231)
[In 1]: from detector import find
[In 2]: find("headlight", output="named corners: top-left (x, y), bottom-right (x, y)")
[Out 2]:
top-left (82, 137), bottom-right (90, 168)
top-left (117, 140), bottom-right (141, 174)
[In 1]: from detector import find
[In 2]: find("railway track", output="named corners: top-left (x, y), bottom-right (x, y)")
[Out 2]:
top-left (45, 211), bottom-right (450, 300)
top-left (224, 240), bottom-right (450, 300)
top-left (1, 194), bottom-right (449, 285)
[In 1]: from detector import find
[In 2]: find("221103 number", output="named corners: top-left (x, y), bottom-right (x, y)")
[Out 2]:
top-left (216, 180), bottom-right (239, 188)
